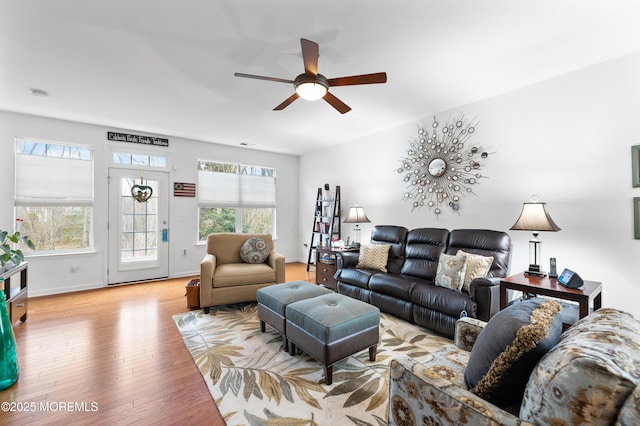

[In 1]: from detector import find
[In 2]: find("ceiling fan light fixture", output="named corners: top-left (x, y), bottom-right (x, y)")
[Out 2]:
top-left (294, 74), bottom-right (328, 101)
top-left (234, 39), bottom-right (386, 112)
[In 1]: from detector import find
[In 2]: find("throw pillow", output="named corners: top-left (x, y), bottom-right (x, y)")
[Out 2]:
top-left (457, 250), bottom-right (494, 292)
top-left (434, 253), bottom-right (467, 291)
top-left (464, 298), bottom-right (562, 407)
top-left (356, 244), bottom-right (391, 272)
top-left (240, 237), bottom-right (271, 264)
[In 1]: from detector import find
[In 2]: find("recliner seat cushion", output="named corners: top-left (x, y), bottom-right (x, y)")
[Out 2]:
top-left (336, 266), bottom-right (378, 289)
top-left (411, 281), bottom-right (472, 317)
top-left (213, 263), bottom-right (276, 287)
top-left (369, 273), bottom-right (415, 299)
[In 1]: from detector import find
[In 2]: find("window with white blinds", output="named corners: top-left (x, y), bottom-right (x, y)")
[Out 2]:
top-left (197, 162), bottom-right (276, 208)
top-left (14, 138), bottom-right (94, 252)
top-left (197, 161), bottom-right (276, 239)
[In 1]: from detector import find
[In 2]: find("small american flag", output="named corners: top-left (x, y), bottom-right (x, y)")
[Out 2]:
top-left (174, 182), bottom-right (196, 197)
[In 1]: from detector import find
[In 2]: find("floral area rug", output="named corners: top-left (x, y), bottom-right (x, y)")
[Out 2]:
top-left (173, 303), bottom-right (451, 425)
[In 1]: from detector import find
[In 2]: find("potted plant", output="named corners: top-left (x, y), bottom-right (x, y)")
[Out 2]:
top-left (0, 229), bottom-right (35, 271)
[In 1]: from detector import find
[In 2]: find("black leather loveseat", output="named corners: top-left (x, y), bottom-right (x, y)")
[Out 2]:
top-left (334, 226), bottom-right (512, 338)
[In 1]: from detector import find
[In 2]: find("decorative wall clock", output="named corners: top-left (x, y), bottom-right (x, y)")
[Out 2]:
top-left (398, 114), bottom-right (492, 217)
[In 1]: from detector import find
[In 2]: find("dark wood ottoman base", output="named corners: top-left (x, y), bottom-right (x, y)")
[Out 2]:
top-left (285, 293), bottom-right (380, 385)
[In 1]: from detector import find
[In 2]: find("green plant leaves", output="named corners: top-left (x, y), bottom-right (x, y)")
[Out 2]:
top-left (0, 230), bottom-right (35, 267)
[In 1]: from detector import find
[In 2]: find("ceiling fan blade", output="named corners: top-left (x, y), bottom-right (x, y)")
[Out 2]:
top-left (327, 72), bottom-right (387, 86)
top-left (300, 38), bottom-right (319, 76)
top-left (273, 93), bottom-right (300, 110)
top-left (323, 91), bottom-right (351, 114)
top-left (234, 72), bottom-right (294, 84)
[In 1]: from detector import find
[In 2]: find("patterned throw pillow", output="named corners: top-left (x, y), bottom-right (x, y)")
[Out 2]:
top-left (457, 250), bottom-right (494, 292)
top-left (356, 244), bottom-right (391, 272)
top-left (434, 254), bottom-right (467, 291)
top-left (465, 298), bottom-right (562, 407)
top-left (240, 237), bottom-right (271, 264)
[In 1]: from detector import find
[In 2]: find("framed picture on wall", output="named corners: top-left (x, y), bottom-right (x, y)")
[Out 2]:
top-left (634, 197), bottom-right (640, 239)
top-left (632, 145), bottom-right (640, 187)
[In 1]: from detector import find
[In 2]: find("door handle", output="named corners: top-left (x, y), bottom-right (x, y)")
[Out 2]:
top-left (162, 228), bottom-right (169, 242)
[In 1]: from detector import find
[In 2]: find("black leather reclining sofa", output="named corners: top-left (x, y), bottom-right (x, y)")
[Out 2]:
top-left (334, 226), bottom-right (512, 338)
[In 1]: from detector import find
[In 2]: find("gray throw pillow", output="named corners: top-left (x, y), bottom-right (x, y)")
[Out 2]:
top-left (464, 298), bottom-right (562, 407)
top-left (240, 237), bottom-right (270, 264)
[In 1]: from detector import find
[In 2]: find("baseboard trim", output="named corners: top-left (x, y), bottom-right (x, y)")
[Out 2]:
top-left (29, 282), bottom-right (104, 298)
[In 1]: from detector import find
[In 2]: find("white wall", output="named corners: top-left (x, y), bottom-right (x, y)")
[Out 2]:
top-left (299, 51), bottom-right (640, 319)
top-left (3, 51), bottom-right (639, 319)
top-left (0, 111), bottom-right (299, 296)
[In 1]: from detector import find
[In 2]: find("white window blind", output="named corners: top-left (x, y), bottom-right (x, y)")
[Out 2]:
top-left (197, 162), bottom-right (275, 208)
top-left (15, 140), bottom-right (94, 206)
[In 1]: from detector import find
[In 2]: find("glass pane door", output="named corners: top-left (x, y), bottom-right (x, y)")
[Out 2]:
top-left (108, 168), bottom-right (169, 284)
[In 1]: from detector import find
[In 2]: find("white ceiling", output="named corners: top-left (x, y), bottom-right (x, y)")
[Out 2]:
top-left (1, 0), bottom-right (639, 155)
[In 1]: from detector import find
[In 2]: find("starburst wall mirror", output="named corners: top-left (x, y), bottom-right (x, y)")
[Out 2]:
top-left (398, 114), bottom-right (493, 217)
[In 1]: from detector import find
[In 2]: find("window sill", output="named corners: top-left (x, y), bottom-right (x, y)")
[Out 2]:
top-left (25, 250), bottom-right (97, 259)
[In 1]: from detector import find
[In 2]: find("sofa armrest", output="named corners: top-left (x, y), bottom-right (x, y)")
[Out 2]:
top-left (388, 356), bottom-right (528, 426)
top-left (335, 251), bottom-right (359, 271)
top-left (268, 251), bottom-right (286, 283)
top-left (200, 253), bottom-right (216, 307)
top-left (469, 277), bottom-right (502, 321)
top-left (454, 317), bottom-right (487, 352)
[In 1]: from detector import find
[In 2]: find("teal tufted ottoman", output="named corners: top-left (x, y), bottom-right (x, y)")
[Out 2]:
top-left (286, 293), bottom-right (380, 385)
top-left (256, 280), bottom-right (332, 351)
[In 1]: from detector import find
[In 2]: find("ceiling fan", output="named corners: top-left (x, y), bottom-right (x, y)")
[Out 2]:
top-left (234, 38), bottom-right (387, 114)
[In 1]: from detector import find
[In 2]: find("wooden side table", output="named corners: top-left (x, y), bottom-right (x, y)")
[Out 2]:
top-left (1, 262), bottom-right (28, 325)
top-left (500, 272), bottom-right (602, 326)
top-left (314, 246), bottom-right (359, 290)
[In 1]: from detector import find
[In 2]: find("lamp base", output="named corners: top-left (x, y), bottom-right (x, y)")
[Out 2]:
top-left (524, 264), bottom-right (546, 277)
top-left (524, 270), bottom-right (547, 277)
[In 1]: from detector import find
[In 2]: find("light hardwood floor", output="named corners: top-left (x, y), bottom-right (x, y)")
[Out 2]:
top-left (0, 262), bottom-right (315, 425)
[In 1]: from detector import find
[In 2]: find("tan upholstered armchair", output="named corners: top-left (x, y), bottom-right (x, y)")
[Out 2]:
top-left (200, 233), bottom-right (285, 313)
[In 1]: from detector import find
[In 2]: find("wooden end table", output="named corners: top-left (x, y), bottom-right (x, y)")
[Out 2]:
top-left (500, 272), bottom-right (602, 325)
top-left (2, 261), bottom-right (28, 326)
top-left (314, 246), bottom-right (359, 290)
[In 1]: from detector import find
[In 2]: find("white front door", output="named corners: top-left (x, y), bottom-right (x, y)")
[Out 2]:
top-left (108, 168), bottom-right (169, 284)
